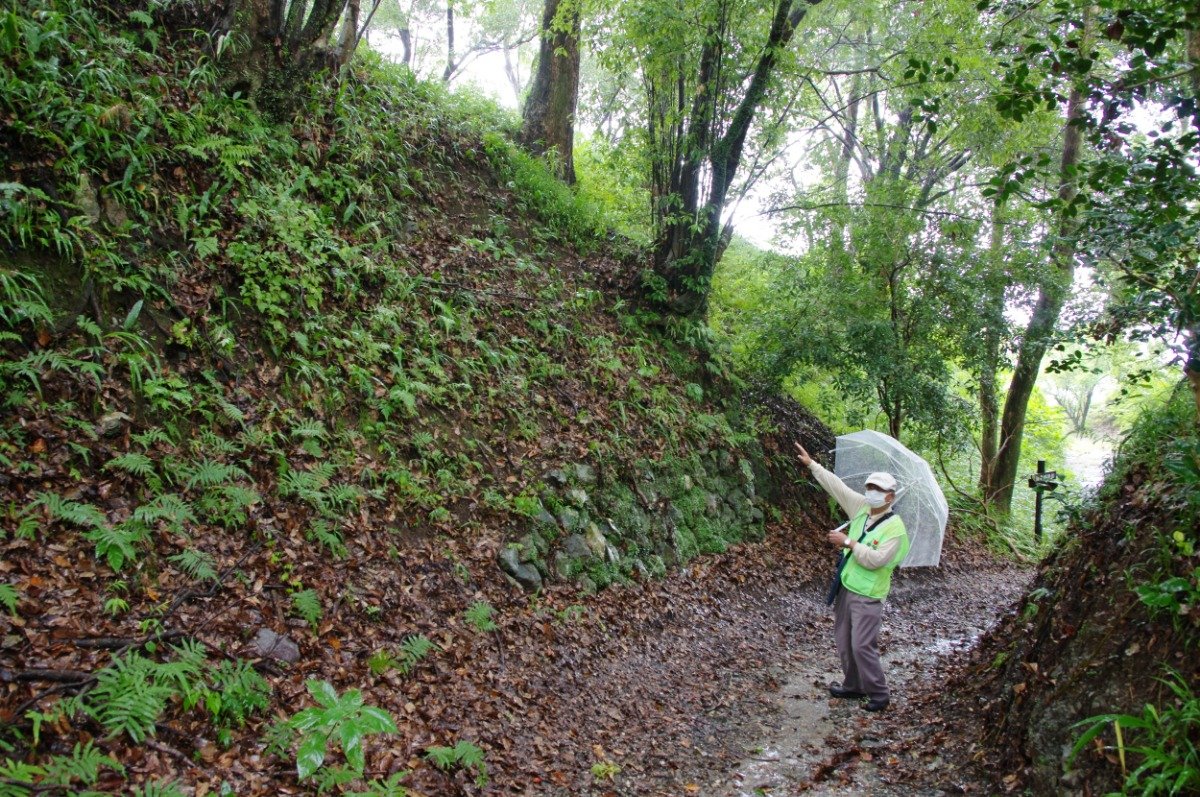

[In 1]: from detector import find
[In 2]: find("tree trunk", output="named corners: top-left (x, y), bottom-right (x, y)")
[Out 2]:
top-left (219, 0), bottom-right (358, 117)
top-left (399, 27), bottom-right (412, 66)
top-left (652, 0), bottom-right (820, 319)
top-left (519, 0), bottom-right (581, 183)
top-left (986, 84), bottom-right (1086, 513)
top-left (442, 2), bottom-right (456, 82)
top-left (978, 203), bottom-right (1005, 496)
top-left (830, 75), bottom-right (861, 261)
top-left (1187, 26), bottom-right (1200, 421)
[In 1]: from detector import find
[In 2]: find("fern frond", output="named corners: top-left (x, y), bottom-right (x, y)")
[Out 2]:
top-left (104, 452), bottom-right (156, 479)
top-left (464, 601), bottom-right (497, 633)
top-left (0, 582), bottom-right (18, 614)
top-left (132, 427), bottom-right (173, 449)
top-left (169, 548), bottom-right (218, 583)
top-left (291, 419), bottom-right (327, 440)
top-left (132, 493), bottom-right (197, 533)
top-left (41, 740), bottom-right (124, 786)
top-left (33, 492), bottom-right (106, 528)
top-left (306, 519), bottom-right (346, 558)
top-left (129, 780), bottom-right (188, 797)
top-left (84, 653), bottom-right (174, 742)
top-left (291, 589), bottom-right (322, 629)
top-left (84, 520), bottom-right (148, 571)
top-left (214, 484), bottom-right (260, 509)
top-left (182, 459), bottom-right (246, 490)
top-left (208, 659), bottom-right (270, 726)
top-left (217, 397), bottom-right (245, 425)
top-left (398, 634), bottom-right (435, 675)
top-left (194, 429), bottom-right (240, 456)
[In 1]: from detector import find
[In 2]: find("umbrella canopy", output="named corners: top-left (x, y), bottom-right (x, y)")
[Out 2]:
top-left (833, 430), bottom-right (948, 567)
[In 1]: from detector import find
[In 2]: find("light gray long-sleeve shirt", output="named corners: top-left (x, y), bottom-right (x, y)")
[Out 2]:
top-left (809, 461), bottom-right (902, 570)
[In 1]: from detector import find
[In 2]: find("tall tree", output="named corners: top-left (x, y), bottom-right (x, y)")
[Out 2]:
top-left (653, 0), bottom-right (821, 318)
top-left (984, 80), bottom-right (1086, 511)
top-left (520, 0), bottom-right (582, 183)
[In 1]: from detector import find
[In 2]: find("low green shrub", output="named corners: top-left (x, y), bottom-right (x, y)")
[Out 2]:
top-left (1072, 669), bottom-right (1200, 795)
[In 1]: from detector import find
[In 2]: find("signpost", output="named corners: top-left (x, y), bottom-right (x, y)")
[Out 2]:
top-left (1026, 460), bottom-right (1060, 540)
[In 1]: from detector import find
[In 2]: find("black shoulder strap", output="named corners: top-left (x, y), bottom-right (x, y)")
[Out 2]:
top-left (858, 511), bottom-right (895, 540)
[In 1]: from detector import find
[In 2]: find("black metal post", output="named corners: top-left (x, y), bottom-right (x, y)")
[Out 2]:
top-left (1034, 459), bottom-right (1045, 541)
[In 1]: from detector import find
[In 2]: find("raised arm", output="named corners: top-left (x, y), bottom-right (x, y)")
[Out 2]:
top-left (794, 442), bottom-right (867, 519)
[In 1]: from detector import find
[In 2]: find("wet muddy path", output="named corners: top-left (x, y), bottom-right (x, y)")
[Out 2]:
top-left (700, 566), bottom-right (1031, 796)
top-left (534, 556), bottom-right (1033, 796)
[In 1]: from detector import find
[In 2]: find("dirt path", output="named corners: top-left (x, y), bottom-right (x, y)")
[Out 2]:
top-left (699, 565), bottom-right (1032, 796)
top-left (525, 554), bottom-right (1033, 796)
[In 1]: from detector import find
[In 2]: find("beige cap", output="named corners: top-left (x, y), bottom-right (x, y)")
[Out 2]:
top-left (865, 472), bottom-right (898, 492)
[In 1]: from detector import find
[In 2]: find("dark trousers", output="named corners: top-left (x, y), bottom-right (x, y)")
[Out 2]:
top-left (833, 588), bottom-right (888, 701)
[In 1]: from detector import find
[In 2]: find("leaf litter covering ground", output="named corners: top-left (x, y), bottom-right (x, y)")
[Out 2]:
top-left (3, 499), bottom-right (1029, 795)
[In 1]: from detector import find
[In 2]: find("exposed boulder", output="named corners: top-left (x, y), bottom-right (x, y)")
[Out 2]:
top-left (498, 544), bottom-right (543, 590)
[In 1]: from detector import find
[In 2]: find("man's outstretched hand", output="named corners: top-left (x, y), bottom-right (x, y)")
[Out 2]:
top-left (794, 442), bottom-right (813, 467)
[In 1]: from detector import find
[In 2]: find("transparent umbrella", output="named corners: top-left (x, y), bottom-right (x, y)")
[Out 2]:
top-left (834, 430), bottom-right (948, 567)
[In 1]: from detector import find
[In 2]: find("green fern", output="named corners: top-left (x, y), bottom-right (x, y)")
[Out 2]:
top-left (291, 419), bottom-right (328, 440)
top-left (131, 427), bottom-right (173, 449)
top-left (367, 648), bottom-right (399, 676)
top-left (291, 589), bottom-right (322, 630)
top-left (196, 484), bottom-right (260, 527)
top-left (0, 268), bottom-right (53, 329)
top-left (398, 634), bottom-right (435, 675)
top-left (33, 492), bottom-right (106, 528)
top-left (205, 659), bottom-right (271, 730)
top-left (464, 601), bottom-right (497, 633)
top-left (424, 740), bottom-right (488, 787)
top-left (183, 459), bottom-right (247, 490)
top-left (129, 781), bottom-right (187, 797)
top-left (40, 741), bottom-right (124, 787)
top-left (306, 519), bottom-right (346, 558)
top-left (104, 451), bottom-right (156, 479)
top-left (169, 548), bottom-right (218, 583)
top-left (132, 493), bottom-right (197, 533)
top-left (347, 771), bottom-right (412, 797)
top-left (84, 520), bottom-right (148, 571)
top-left (278, 462), bottom-right (335, 496)
top-left (0, 582), bottom-right (18, 614)
top-left (192, 429), bottom-right (241, 456)
top-left (9, 506), bottom-right (40, 540)
top-left (82, 652), bottom-right (175, 742)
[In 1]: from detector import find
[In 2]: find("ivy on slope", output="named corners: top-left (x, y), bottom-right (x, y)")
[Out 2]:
top-left (0, 1), bottom-right (765, 793)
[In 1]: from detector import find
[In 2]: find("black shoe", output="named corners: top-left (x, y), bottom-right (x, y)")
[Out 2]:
top-left (864, 698), bottom-right (890, 712)
top-left (828, 684), bottom-right (867, 699)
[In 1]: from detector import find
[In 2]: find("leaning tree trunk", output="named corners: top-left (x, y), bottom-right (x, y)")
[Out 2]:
top-left (978, 203), bottom-right (1006, 495)
top-left (220, 0), bottom-right (370, 118)
top-left (519, 0), bottom-right (581, 184)
top-left (986, 83), bottom-right (1085, 513)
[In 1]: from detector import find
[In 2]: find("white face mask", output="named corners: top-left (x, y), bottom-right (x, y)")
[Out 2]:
top-left (864, 489), bottom-right (889, 509)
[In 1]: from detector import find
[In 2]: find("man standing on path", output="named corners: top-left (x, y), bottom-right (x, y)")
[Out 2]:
top-left (794, 442), bottom-right (909, 712)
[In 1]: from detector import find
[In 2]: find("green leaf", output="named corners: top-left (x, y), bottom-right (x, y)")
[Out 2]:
top-left (123, 299), bottom-right (143, 330)
top-left (0, 582), bottom-right (18, 615)
top-left (296, 731), bottom-right (328, 781)
top-left (357, 705), bottom-right (397, 735)
top-left (340, 720), bottom-right (365, 772)
top-left (306, 679), bottom-right (339, 709)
